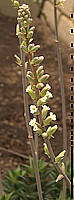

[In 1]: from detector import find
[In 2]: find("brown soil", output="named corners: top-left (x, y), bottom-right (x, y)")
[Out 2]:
top-left (0, 13), bottom-right (72, 177)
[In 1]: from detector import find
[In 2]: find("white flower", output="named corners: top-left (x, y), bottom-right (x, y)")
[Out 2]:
top-left (46, 91), bottom-right (53, 98)
top-left (33, 125), bottom-right (39, 131)
top-left (46, 84), bottom-right (51, 90)
top-left (50, 112), bottom-right (56, 120)
top-left (26, 85), bottom-right (31, 93)
top-left (42, 105), bottom-right (50, 110)
top-left (29, 118), bottom-right (36, 126)
top-left (30, 105), bottom-right (38, 114)
top-left (41, 96), bottom-right (47, 102)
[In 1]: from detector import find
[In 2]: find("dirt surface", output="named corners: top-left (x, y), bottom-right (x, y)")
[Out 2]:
top-left (0, 13), bottom-right (72, 178)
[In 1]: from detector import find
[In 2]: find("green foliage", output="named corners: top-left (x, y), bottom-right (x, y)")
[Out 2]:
top-left (0, 158), bottom-right (64, 200)
top-left (1, 158), bottom-right (72, 200)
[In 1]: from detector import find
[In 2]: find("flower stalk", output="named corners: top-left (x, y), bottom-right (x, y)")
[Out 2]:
top-left (12, 1), bottom-right (71, 198)
top-left (12, 2), bottom-right (43, 199)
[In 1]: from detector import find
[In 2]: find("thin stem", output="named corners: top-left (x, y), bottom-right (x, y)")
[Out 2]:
top-left (18, 25), bottom-right (43, 200)
top-left (37, 0), bottom-right (46, 18)
top-left (46, 139), bottom-right (71, 193)
top-left (54, 0), bottom-right (67, 198)
top-left (25, 27), bottom-right (39, 159)
top-left (0, 147), bottom-right (29, 160)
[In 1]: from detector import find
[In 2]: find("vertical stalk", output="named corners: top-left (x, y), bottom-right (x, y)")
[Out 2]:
top-left (26, 27), bottom-right (39, 160)
top-left (54, 1), bottom-right (67, 199)
top-left (18, 28), bottom-right (43, 200)
top-left (37, 0), bottom-right (46, 18)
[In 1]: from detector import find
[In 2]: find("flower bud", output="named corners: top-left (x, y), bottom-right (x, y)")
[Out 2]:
top-left (47, 125), bottom-right (58, 139)
top-left (55, 150), bottom-right (66, 163)
top-left (36, 83), bottom-right (44, 89)
top-left (26, 85), bottom-right (35, 100)
top-left (11, 0), bottom-right (15, 3)
top-left (56, 174), bottom-right (63, 182)
top-left (14, 54), bottom-right (22, 66)
top-left (16, 24), bottom-right (20, 36)
top-left (43, 143), bottom-right (50, 157)
top-left (27, 71), bottom-right (34, 78)
top-left (38, 74), bottom-right (49, 83)
top-left (40, 87), bottom-right (48, 97)
top-left (36, 65), bottom-right (44, 76)
top-left (40, 84), bottom-right (51, 97)
top-left (43, 116), bottom-right (52, 126)
top-left (42, 105), bottom-right (50, 120)
top-left (13, 1), bottom-right (19, 8)
top-left (29, 26), bottom-right (35, 32)
top-left (37, 96), bottom-right (47, 107)
top-left (37, 70), bottom-right (44, 79)
top-left (30, 45), bottom-right (40, 53)
top-left (27, 74), bottom-right (34, 85)
top-left (31, 56), bottom-right (44, 66)
top-left (27, 31), bottom-right (33, 38)
top-left (29, 38), bottom-right (33, 43)
top-left (21, 45), bottom-right (28, 53)
top-left (42, 132), bottom-right (47, 138)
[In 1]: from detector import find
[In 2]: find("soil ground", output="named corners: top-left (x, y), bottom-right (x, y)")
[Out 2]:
top-left (0, 13), bottom-right (72, 179)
